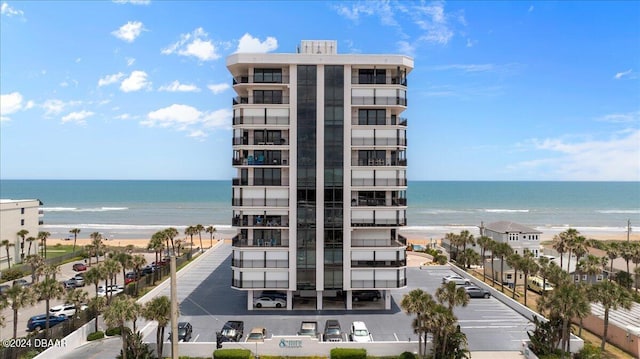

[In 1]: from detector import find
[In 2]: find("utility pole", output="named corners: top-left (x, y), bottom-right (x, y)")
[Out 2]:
top-left (170, 255), bottom-right (178, 359)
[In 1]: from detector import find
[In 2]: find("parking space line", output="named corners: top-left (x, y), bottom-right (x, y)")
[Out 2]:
top-left (393, 333), bottom-right (399, 341)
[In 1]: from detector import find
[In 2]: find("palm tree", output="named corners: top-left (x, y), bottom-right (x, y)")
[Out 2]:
top-left (65, 288), bottom-right (88, 329)
top-left (26, 236), bottom-right (36, 256)
top-left (605, 242), bottom-right (619, 276)
top-left (111, 251), bottom-right (133, 285)
top-left (90, 232), bottom-right (104, 264)
top-left (184, 226), bottom-right (196, 255)
top-left (195, 224), bottom-right (205, 252)
top-left (85, 266), bottom-right (104, 300)
top-left (445, 232), bottom-right (461, 261)
top-left (571, 235), bottom-right (588, 271)
top-left (131, 254), bottom-right (147, 296)
top-left (400, 288), bottom-right (436, 358)
top-left (493, 242), bottom-right (513, 293)
top-left (520, 250), bottom-right (539, 307)
top-left (476, 236), bottom-right (492, 282)
top-left (5, 284), bottom-right (36, 338)
top-left (143, 295), bottom-right (172, 359)
top-left (1, 239), bottom-right (14, 268)
top-left (560, 228), bottom-right (579, 272)
top-left (17, 229), bottom-right (28, 260)
top-left (507, 252), bottom-right (522, 299)
top-left (488, 239), bottom-right (497, 287)
top-left (619, 241), bottom-right (634, 288)
top-left (175, 239), bottom-right (183, 257)
top-left (103, 258), bottom-right (122, 304)
top-left (577, 254), bottom-right (604, 336)
top-left (104, 295), bottom-right (140, 359)
top-left (634, 266), bottom-right (640, 294)
top-left (459, 230), bottom-right (475, 254)
top-left (537, 255), bottom-right (552, 295)
top-left (164, 227), bottom-right (179, 256)
top-left (551, 233), bottom-right (567, 269)
top-left (436, 281), bottom-right (469, 311)
top-left (37, 231), bottom-right (51, 259)
top-left (87, 296), bottom-right (107, 332)
top-left (148, 231), bottom-right (165, 266)
top-left (205, 225), bottom-right (216, 248)
top-left (34, 277), bottom-right (65, 338)
top-left (459, 248), bottom-right (481, 269)
top-left (429, 302), bottom-right (460, 358)
top-left (70, 228), bottom-right (81, 253)
top-left (589, 280), bottom-right (633, 351)
top-left (85, 244), bottom-right (95, 266)
top-left (25, 254), bottom-right (44, 283)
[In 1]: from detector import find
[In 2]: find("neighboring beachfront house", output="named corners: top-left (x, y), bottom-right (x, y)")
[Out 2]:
top-left (0, 199), bottom-right (43, 269)
top-left (228, 40), bottom-right (412, 311)
top-left (482, 221), bottom-right (542, 258)
top-left (484, 258), bottom-right (523, 288)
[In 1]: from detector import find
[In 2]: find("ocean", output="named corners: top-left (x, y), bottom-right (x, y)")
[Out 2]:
top-left (1, 180), bottom-right (638, 240)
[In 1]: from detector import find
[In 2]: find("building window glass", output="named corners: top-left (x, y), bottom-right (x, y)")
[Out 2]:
top-left (358, 109), bottom-right (386, 125)
top-left (21, 219), bottom-right (24, 226)
top-left (21, 208), bottom-right (25, 214)
top-left (254, 68), bottom-right (282, 83)
top-left (253, 90), bottom-right (283, 104)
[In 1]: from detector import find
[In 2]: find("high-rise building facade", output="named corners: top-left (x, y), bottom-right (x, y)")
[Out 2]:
top-left (228, 40), bottom-right (412, 310)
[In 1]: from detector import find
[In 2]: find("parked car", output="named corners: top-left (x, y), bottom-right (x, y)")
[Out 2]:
top-left (442, 274), bottom-right (471, 286)
top-left (298, 321), bottom-right (319, 338)
top-left (62, 279), bottom-right (77, 289)
top-left (463, 285), bottom-right (491, 298)
top-left (49, 303), bottom-right (88, 317)
top-left (260, 290), bottom-right (287, 301)
top-left (97, 285), bottom-right (124, 297)
top-left (253, 296), bottom-right (286, 308)
top-left (125, 272), bottom-right (140, 285)
top-left (216, 320), bottom-right (244, 348)
top-left (72, 263), bottom-right (87, 272)
top-left (323, 319), bottom-right (344, 342)
top-left (0, 284), bottom-right (10, 296)
top-left (352, 290), bottom-right (381, 302)
top-left (142, 265), bottom-right (157, 275)
top-left (350, 321), bottom-right (372, 342)
top-left (27, 314), bottom-right (68, 331)
top-left (168, 322), bottom-right (193, 342)
top-left (245, 327), bottom-right (267, 342)
top-left (12, 279), bottom-right (30, 287)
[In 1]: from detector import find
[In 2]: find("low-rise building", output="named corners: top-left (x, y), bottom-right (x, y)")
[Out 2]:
top-left (0, 199), bottom-right (42, 269)
top-left (482, 221), bottom-right (542, 258)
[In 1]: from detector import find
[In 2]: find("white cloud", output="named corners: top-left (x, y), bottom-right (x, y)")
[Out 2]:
top-left (61, 110), bottom-right (94, 125)
top-left (512, 130), bottom-right (640, 181)
top-left (142, 104), bottom-right (231, 137)
top-left (42, 99), bottom-right (76, 116)
top-left (466, 38), bottom-right (476, 47)
top-left (1, 2), bottom-right (23, 17)
top-left (614, 69), bottom-right (633, 80)
top-left (597, 111), bottom-right (640, 123)
top-left (528, 5), bottom-right (534, 12)
top-left (126, 57), bottom-right (136, 66)
top-left (333, 3), bottom-right (374, 22)
top-left (120, 70), bottom-right (151, 92)
top-left (207, 83), bottom-right (230, 94)
top-left (236, 33), bottom-right (278, 53)
top-left (0, 92), bottom-right (24, 121)
top-left (162, 27), bottom-right (219, 61)
top-left (158, 80), bottom-right (200, 92)
top-left (114, 113), bottom-right (132, 120)
top-left (113, 0), bottom-right (150, 4)
top-left (112, 21), bottom-right (145, 43)
top-left (98, 72), bottom-right (125, 87)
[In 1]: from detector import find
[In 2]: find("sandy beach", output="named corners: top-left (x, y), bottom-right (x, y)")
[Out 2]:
top-left (48, 237), bottom-right (221, 250)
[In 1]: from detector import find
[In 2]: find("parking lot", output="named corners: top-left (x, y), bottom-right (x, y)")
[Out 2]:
top-left (140, 242), bottom-right (532, 351)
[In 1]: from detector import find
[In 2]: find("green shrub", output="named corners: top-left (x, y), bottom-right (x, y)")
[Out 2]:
top-left (330, 348), bottom-right (367, 359)
top-left (87, 331), bottom-right (105, 341)
top-left (213, 348), bottom-right (252, 359)
top-left (573, 342), bottom-right (602, 359)
top-left (105, 327), bottom-right (121, 336)
top-left (17, 349), bottom-right (40, 359)
top-left (1, 268), bottom-right (27, 282)
top-left (399, 352), bottom-right (417, 359)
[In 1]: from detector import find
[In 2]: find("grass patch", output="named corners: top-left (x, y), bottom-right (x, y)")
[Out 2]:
top-left (45, 244), bottom-right (76, 258)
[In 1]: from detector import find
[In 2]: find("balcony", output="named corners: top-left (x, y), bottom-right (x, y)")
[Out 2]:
top-left (234, 96), bottom-right (290, 105)
top-left (351, 178), bottom-right (408, 187)
top-left (351, 76), bottom-right (407, 87)
top-left (351, 259), bottom-right (406, 267)
top-left (351, 96), bottom-right (407, 106)
top-left (231, 258), bottom-right (289, 268)
top-left (351, 137), bottom-right (407, 146)
top-left (351, 278), bottom-right (407, 289)
top-left (232, 177), bottom-right (249, 186)
top-left (233, 75), bottom-right (289, 84)
top-left (233, 97), bottom-right (248, 105)
top-left (233, 116), bottom-right (290, 126)
top-left (232, 215), bottom-right (289, 227)
top-left (398, 117), bottom-right (407, 126)
top-left (351, 198), bottom-right (406, 207)
top-left (232, 198), bottom-right (289, 207)
top-left (232, 235), bottom-right (289, 248)
top-left (355, 159), bottom-right (408, 167)
top-left (351, 237), bottom-right (404, 247)
top-left (232, 279), bottom-right (288, 289)
top-left (351, 218), bottom-right (407, 227)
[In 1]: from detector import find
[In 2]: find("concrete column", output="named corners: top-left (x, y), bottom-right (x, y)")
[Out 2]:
top-left (346, 290), bottom-right (353, 310)
top-left (247, 290), bottom-right (254, 310)
top-left (384, 290), bottom-right (391, 310)
top-left (317, 291), bottom-right (323, 310)
top-left (287, 291), bottom-right (293, 310)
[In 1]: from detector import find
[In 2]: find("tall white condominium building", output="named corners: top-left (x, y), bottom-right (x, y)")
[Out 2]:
top-left (0, 199), bottom-right (43, 270)
top-left (228, 40), bottom-right (412, 310)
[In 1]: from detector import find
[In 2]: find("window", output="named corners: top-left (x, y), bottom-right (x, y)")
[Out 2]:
top-left (254, 168), bottom-right (281, 186)
top-left (574, 275), bottom-right (580, 282)
top-left (358, 69), bottom-right (386, 84)
top-left (582, 275), bottom-right (588, 281)
top-left (21, 208), bottom-right (25, 214)
top-left (253, 90), bottom-right (283, 104)
top-left (596, 275), bottom-right (603, 281)
top-left (254, 69), bottom-right (282, 83)
top-left (506, 274), bottom-right (513, 280)
top-left (358, 109), bottom-right (386, 125)
top-left (21, 219), bottom-right (24, 226)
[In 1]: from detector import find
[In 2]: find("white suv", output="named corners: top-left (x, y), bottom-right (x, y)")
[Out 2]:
top-left (350, 321), bottom-right (372, 342)
top-left (49, 303), bottom-right (87, 317)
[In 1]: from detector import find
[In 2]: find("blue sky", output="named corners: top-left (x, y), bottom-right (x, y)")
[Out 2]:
top-left (1, 1), bottom-right (638, 181)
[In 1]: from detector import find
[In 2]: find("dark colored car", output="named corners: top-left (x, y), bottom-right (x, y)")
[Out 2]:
top-left (216, 320), bottom-right (244, 348)
top-left (125, 272), bottom-right (140, 285)
top-left (27, 314), bottom-right (68, 331)
top-left (260, 290), bottom-right (287, 301)
top-left (72, 263), bottom-right (87, 272)
top-left (12, 279), bottom-right (30, 287)
top-left (323, 320), bottom-right (343, 342)
top-left (0, 284), bottom-right (10, 296)
top-left (142, 264), bottom-right (157, 275)
top-left (463, 285), bottom-right (491, 298)
top-left (169, 322), bottom-right (193, 342)
top-left (352, 290), bottom-right (381, 302)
